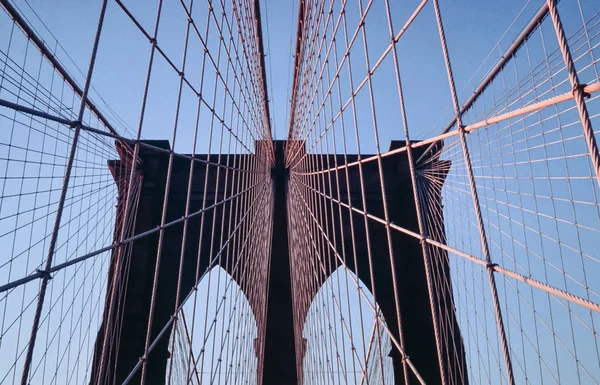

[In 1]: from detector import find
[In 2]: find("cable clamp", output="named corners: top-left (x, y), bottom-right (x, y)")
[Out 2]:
top-left (486, 262), bottom-right (498, 270)
top-left (36, 269), bottom-right (52, 280)
top-left (573, 83), bottom-right (591, 98)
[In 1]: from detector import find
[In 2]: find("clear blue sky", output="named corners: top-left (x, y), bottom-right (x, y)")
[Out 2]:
top-left (7, 0), bottom-right (574, 147)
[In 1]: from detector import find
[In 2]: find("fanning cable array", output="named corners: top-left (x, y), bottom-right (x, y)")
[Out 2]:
top-left (286, 0), bottom-right (600, 384)
top-left (0, 0), bottom-right (273, 384)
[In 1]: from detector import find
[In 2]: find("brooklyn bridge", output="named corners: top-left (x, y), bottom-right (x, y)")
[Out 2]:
top-left (0, 0), bottom-right (599, 384)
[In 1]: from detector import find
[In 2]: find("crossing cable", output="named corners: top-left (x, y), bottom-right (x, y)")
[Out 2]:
top-left (2, 0), bottom-right (600, 384)
top-left (18, 1), bottom-right (110, 384)
top-left (164, 0), bottom-right (213, 381)
top-left (288, 80), bottom-right (600, 178)
top-left (545, 0), bottom-right (600, 187)
top-left (431, 0), bottom-right (516, 383)
top-left (293, 172), bottom-right (600, 314)
top-left (287, 3), bottom-right (596, 378)
top-left (289, 175), bottom-right (426, 383)
top-left (119, 177), bottom-right (271, 385)
top-left (0, 177), bottom-right (264, 294)
top-left (0, 0), bottom-right (136, 161)
top-left (415, 2), bottom-right (551, 165)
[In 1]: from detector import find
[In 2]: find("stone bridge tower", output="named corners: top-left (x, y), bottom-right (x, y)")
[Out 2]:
top-left (90, 140), bottom-right (466, 385)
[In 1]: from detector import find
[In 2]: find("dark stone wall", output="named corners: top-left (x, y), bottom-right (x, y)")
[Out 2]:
top-left (91, 140), bottom-right (467, 385)
top-left (289, 141), bottom-right (464, 384)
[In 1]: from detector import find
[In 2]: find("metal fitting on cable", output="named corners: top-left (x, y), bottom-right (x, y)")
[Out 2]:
top-left (573, 83), bottom-right (591, 98)
top-left (36, 269), bottom-right (52, 280)
top-left (486, 262), bottom-right (499, 271)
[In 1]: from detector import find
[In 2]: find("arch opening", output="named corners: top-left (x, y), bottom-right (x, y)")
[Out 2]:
top-left (301, 266), bottom-right (394, 385)
top-left (166, 266), bottom-right (259, 385)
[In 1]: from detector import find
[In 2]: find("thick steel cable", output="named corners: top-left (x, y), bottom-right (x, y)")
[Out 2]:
top-left (415, 2), bottom-right (551, 165)
top-left (19, 1), bottom-right (109, 383)
top-left (432, 1), bottom-right (516, 382)
top-left (120, 178), bottom-right (271, 385)
top-left (0, 179), bottom-right (264, 294)
top-left (381, 0), bottom-right (451, 382)
top-left (0, 0), bottom-right (135, 159)
top-left (545, 0), bottom-right (600, 187)
top-left (289, 175), bottom-right (426, 382)
top-left (165, 0), bottom-right (209, 382)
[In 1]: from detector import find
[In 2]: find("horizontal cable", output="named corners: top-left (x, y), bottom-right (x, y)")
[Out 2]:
top-left (0, 98), bottom-right (263, 175)
top-left (0, 177), bottom-right (267, 293)
top-left (291, 80), bottom-right (600, 177)
top-left (416, 1), bottom-right (551, 163)
top-left (120, 180), bottom-right (270, 385)
top-left (0, 0), bottom-right (136, 158)
top-left (294, 177), bottom-right (600, 314)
